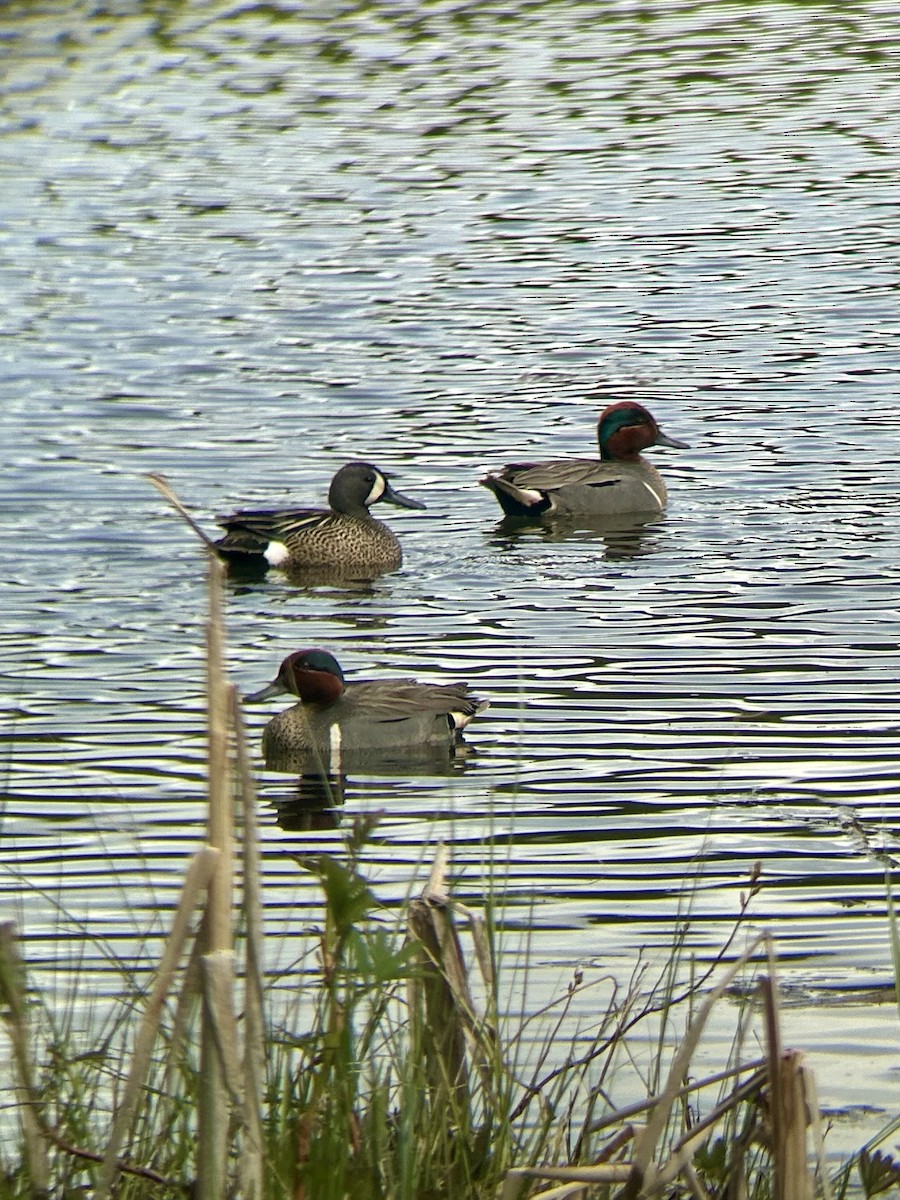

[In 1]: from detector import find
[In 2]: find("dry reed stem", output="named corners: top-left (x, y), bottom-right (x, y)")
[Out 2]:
top-left (0, 922), bottom-right (50, 1195)
top-left (663, 1068), bottom-right (766, 1160)
top-left (501, 1160), bottom-right (634, 1200)
top-left (597, 1125), bottom-right (643, 1164)
top-left (204, 556), bottom-right (234, 954)
top-left (198, 553), bottom-right (236, 1200)
top-left (146, 471), bottom-right (218, 550)
top-left (438, 845), bottom-right (494, 999)
top-left (512, 1184), bottom-right (598, 1200)
top-left (643, 1116), bottom-right (723, 1196)
top-left (95, 845), bottom-right (221, 1200)
top-left (231, 689), bottom-right (266, 1200)
top-left (165, 930), bottom-right (204, 1094)
top-left (201, 950), bottom-right (243, 1105)
top-left (518, 1187), bottom-right (589, 1200)
top-left (505, 1059), bottom-right (770, 1200)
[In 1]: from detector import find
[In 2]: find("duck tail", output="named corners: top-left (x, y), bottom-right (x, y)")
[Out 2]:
top-left (480, 472), bottom-right (550, 517)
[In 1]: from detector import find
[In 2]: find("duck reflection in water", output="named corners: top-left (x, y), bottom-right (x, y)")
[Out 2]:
top-left (489, 510), bottom-right (665, 562)
top-left (266, 744), bottom-right (480, 834)
top-left (269, 773), bottom-right (345, 831)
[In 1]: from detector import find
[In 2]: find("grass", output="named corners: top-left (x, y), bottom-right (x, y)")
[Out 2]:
top-left (2, 548), bottom-right (899, 1198)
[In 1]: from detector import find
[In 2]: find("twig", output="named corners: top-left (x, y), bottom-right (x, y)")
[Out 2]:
top-left (511, 864), bottom-right (765, 1122)
top-left (46, 1127), bottom-right (188, 1189)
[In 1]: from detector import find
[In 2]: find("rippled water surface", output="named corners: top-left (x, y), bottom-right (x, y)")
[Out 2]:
top-left (4, 0), bottom-right (900, 1156)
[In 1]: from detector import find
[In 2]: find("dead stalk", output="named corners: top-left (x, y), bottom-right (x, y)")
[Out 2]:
top-left (0, 922), bottom-right (50, 1194)
top-left (198, 553), bottom-right (237, 1200)
top-left (232, 689), bottom-right (267, 1200)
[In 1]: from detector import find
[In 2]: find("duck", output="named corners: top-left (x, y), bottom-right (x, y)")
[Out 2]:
top-left (214, 461), bottom-right (425, 573)
top-left (480, 401), bottom-right (689, 519)
top-left (244, 648), bottom-right (489, 765)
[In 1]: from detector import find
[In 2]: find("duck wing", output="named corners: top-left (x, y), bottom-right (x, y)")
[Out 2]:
top-left (496, 458), bottom-right (623, 491)
top-left (215, 506), bottom-right (332, 553)
top-left (481, 458), bottom-right (624, 517)
top-left (347, 681), bottom-right (487, 723)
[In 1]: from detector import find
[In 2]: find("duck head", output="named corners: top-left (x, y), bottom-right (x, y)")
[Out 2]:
top-left (245, 648), bottom-right (346, 707)
top-left (597, 402), bottom-right (689, 462)
top-left (329, 462), bottom-right (426, 516)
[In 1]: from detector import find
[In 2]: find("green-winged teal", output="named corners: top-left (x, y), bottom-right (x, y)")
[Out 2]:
top-left (245, 648), bottom-right (489, 763)
top-left (215, 461), bottom-right (425, 573)
top-left (481, 401), bottom-right (689, 518)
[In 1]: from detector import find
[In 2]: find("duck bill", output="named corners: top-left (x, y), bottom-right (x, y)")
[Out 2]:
top-left (655, 430), bottom-right (690, 449)
top-left (244, 679), bottom-right (287, 703)
top-left (382, 480), bottom-right (427, 510)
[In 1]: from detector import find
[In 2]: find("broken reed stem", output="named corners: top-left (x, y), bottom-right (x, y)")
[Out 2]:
top-left (408, 844), bottom-right (472, 1116)
top-left (762, 965), bottom-right (814, 1200)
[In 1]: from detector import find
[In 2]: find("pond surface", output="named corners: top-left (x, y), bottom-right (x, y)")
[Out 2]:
top-left (4, 0), bottom-right (900, 1161)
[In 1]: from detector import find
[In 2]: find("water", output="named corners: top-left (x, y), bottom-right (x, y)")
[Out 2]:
top-left (4, 0), bottom-right (900, 1160)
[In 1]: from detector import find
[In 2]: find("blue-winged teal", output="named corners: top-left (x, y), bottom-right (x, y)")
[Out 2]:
top-left (245, 648), bottom-right (488, 763)
top-left (215, 461), bottom-right (425, 573)
top-left (481, 401), bottom-right (689, 518)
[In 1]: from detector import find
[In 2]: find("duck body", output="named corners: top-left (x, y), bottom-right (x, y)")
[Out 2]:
top-left (214, 461), bottom-right (425, 573)
top-left (245, 649), bottom-right (488, 765)
top-left (481, 401), bottom-right (688, 519)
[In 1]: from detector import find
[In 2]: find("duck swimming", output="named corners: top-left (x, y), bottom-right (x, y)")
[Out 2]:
top-left (215, 461), bottom-right (425, 573)
top-left (245, 648), bottom-right (489, 765)
top-left (481, 401), bottom-right (689, 519)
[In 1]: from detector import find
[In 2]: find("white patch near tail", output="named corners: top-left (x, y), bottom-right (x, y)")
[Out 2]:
top-left (491, 475), bottom-right (543, 506)
top-left (365, 473), bottom-right (387, 505)
top-left (641, 480), bottom-right (664, 508)
top-left (264, 540), bottom-right (291, 566)
top-left (515, 487), bottom-right (545, 505)
top-left (329, 722), bottom-right (342, 771)
top-left (450, 699), bottom-right (489, 730)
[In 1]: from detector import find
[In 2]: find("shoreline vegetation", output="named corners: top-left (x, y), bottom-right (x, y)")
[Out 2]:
top-left (2, 557), bottom-right (898, 1199)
